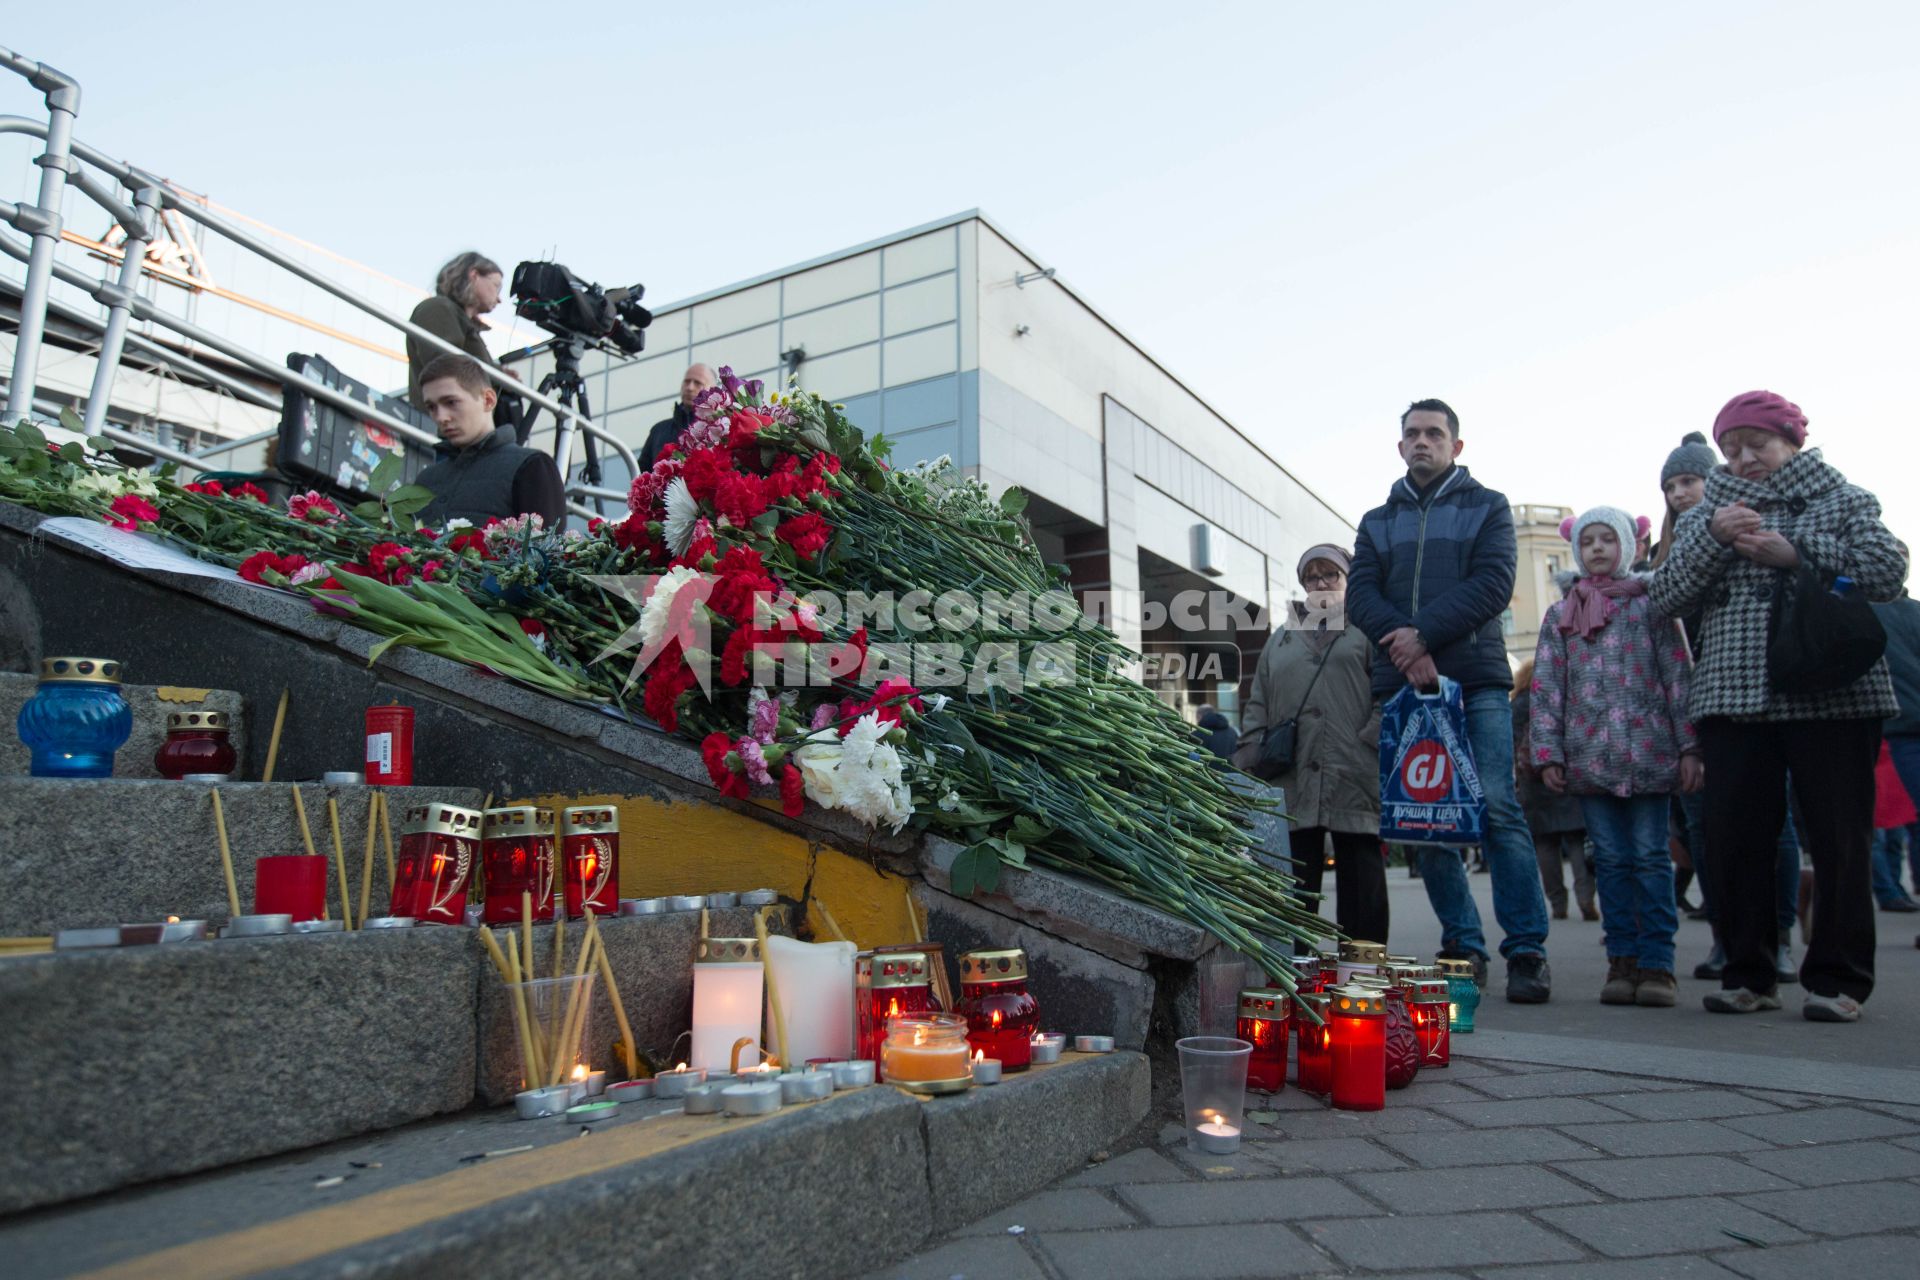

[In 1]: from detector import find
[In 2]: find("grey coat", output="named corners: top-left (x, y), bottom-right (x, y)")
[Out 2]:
top-left (1648, 448), bottom-right (1905, 722)
top-left (1235, 608), bottom-right (1382, 835)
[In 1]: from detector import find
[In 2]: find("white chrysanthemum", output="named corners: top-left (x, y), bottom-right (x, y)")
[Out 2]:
top-left (638, 564), bottom-right (707, 649)
top-left (795, 714), bottom-right (912, 832)
top-left (662, 476), bottom-right (700, 556)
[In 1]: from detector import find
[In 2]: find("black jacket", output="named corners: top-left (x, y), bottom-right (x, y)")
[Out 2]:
top-left (417, 428), bottom-right (566, 528)
top-left (1347, 465), bottom-right (1518, 696)
top-left (639, 403), bottom-right (693, 472)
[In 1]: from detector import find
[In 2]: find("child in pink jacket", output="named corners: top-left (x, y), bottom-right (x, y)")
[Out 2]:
top-left (1531, 506), bottom-right (1703, 1007)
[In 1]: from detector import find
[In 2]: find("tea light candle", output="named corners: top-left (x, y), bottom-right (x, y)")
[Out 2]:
top-left (1193, 1113), bottom-right (1240, 1154)
top-left (1030, 1033), bottom-right (1064, 1064)
top-left (583, 1069), bottom-right (608, 1099)
top-left (565, 1101), bottom-right (619, 1124)
top-left (223, 914), bottom-right (292, 938)
top-left (1072, 1035), bottom-right (1115, 1053)
top-left (738, 888), bottom-right (778, 906)
top-left (605, 1079), bottom-right (653, 1103)
top-left (618, 898), bottom-right (666, 916)
top-left (828, 1060), bottom-right (876, 1089)
top-left (653, 1064), bottom-right (707, 1098)
top-left (722, 1082), bottom-right (781, 1115)
top-left (290, 919), bottom-right (345, 935)
top-left (361, 916), bottom-right (416, 929)
top-left (780, 1070), bottom-right (834, 1103)
top-left (666, 894), bottom-right (705, 912)
top-left (514, 1085), bottom-right (571, 1120)
top-left (971, 1051), bottom-right (1002, 1085)
top-left (567, 1064), bottom-right (592, 1104)
top-left (159, 919), bottom-right (208, 943)
top-left (706, 892), bottom-right (739, 909)
top-left (682, 1082), bottom-right (727, 1114)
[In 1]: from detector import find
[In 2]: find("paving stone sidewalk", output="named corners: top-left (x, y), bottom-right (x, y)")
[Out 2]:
top-left (867, 1055), bottom-right (1920, 1279)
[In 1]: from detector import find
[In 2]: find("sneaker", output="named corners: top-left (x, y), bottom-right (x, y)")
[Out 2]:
top-left (1704, 987), bottom-right (1782, 1014)
top-left (1579, 901), bottom-right (1599, 922)
top-left (1601, 955), bottom-right (1637, 1005)
top-left (1803, 992), bottom-right (1861, 1022)
top-left (1775, 938), bottom-right (1798, 985)
top-left (1507, 954), bottom-right (1552, 1004)
top-left (1634, 968), bottom-right (1677, 1007)
top-left (1692, 942), bottom-right (1726, 981)
top-left (1881, 897), bottom-right (1920, 914)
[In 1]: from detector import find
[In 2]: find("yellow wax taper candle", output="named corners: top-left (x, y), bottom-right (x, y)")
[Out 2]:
top-left (325, 797), bottom-right (354, 930)
top-left (210, 788), bottom-right (240, 918)
top-left (261, 687), bottom-right (288, 783)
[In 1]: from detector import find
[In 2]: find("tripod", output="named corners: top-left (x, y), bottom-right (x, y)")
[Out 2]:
top-left (516, 336), bottom-right (606, 517)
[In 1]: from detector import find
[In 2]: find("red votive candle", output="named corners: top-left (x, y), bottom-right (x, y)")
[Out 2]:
top-left (1410, 976), bottom-right (1452, 1067)
top-left (559, 805), bottom-right (620, 918)
top-left (364, 705), bottom-right (414, 786)
top-left (1236, 988), bottom-right (1291, 1093)
top-left (481, 805), bottom-right (556, 924)
top-left (857, 951), bottom-right (940, 1064)
top-left (1295, 991), bottom-right (1332, 1095)
top-left (1329, 984), bottom-right (1387, 1112)
top-left (1382, 983), bottom-right (1421, 1089)
top-left (391, 803), bottom-right (480, 924)
top-left (255, 854), bottom-right (327, 921)
top-left (957, 949), bottom-right (1040, 1071)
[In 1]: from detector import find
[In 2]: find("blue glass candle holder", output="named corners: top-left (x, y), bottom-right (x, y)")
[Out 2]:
top-left (18, 657), bottom-right (132, 778)
top-left (1440, 959), bottom-right (1481, 1034)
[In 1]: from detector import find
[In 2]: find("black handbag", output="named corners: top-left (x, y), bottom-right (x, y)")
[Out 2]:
top-left (1254, 639), bottom-right (1330, 779)
top-left (1767, 562), bottom-right (1886, 695)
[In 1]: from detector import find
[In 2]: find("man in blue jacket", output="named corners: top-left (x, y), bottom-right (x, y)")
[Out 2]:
top-left (1347, 399), bottom-right (1552, 1002)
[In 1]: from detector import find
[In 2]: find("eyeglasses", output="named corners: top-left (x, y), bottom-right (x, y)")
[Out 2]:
top-left (1301, 571), bottom-right (1345, 586)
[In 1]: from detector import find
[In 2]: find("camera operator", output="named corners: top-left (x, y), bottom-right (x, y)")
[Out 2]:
top-left (408, 252), bottom-right (520, 427)
top-left (639, 363), bottom-right (719, 470)
top-left (414, 354), bottom-right (565, 528)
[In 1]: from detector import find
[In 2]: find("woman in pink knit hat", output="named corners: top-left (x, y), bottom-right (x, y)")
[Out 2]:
top-left (1650, 391), bottom-right (1908, 1022)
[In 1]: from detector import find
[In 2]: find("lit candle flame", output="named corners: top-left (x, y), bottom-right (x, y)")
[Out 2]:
top-left (166, 915), bottom-right (180, 923)
top-left (571, 1064), bottom-right (587, 1082)
top-left (913, 1027), bottom-right (926, 1046)
top-left (973, 1049), bottom-right (984, 1063)
top-left (887, 997), bottom-right (900, 1019)
top-left (991, 1010), bottom-right (1002, 1028)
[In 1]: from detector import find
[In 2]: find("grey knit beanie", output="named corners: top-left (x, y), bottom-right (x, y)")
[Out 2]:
top-left (1566, 506), bottom-right (1637, 579)
top-left (1660, 431), bottom-right (1716, 486)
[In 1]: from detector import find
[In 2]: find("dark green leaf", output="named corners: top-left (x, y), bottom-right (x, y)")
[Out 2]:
top-left (751, 510), bottom-right (781, 538)
top-left (55, 442), bottom-right (86, 466)
top-left (54, 408), bottom-right (84, 436)
top-left (950, 846), bottom-right (977, 898)
top-left (387, 485), bottom-right (435, 517)
top-left (975, 848), bottom-right (1003, 895)
top-left (352, 500), bottom-right (385, 522)
top-left (998, 487), bottom-right (1029, 516)
top-left (13, 419), bottom-right (47, 451)
top-left (368, 451), bottom-right (403, 495)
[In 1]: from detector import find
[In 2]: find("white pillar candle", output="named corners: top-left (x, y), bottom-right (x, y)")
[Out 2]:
top-left (763, 936), bottom-right (857, 1066)
top-left (691, 961), bottom-right (764, 1073)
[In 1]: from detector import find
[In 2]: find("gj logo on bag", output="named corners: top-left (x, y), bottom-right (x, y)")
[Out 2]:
top-left (1379, 677), bottom-right (1487, 847)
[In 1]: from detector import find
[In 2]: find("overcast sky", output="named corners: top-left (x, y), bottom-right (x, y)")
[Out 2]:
top-left (8, 1), bottom-right (1915, 543)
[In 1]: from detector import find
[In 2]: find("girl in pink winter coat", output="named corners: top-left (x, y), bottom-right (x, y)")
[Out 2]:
top-left (1531, 506), bottom-right (1704, 1008)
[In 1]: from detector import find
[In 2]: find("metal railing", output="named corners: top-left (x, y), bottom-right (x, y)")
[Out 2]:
top-left (0, 46), bottom-right (637, 519)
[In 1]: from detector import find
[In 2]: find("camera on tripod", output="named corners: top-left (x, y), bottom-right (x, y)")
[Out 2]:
top-left (510, 260), bottom-right (653, 356)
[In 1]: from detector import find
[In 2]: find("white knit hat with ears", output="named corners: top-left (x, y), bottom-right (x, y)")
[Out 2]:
top-left (1562, 506), bottom-right (1637, 578)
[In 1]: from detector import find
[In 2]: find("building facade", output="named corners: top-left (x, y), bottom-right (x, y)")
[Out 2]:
top-left (1506, 502), bottom-right (1575, 669)
top-left (529, 212), bottom-right (1354, 718)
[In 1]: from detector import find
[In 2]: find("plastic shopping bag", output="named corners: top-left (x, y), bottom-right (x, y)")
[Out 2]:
top-left (1378, 677), bottom-right (1487, 847)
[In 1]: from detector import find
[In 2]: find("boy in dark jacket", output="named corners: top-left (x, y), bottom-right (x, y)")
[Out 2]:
top-left (1347, 399), bottom-right (1553, 1002)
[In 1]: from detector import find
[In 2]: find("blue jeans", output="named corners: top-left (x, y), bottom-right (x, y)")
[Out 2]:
top-left (1416, 686), bottom-right (1551, 961)
top-left (1872, 828), bottom-right (1910, 904)
top-left (1775, 793), bottom-right (1801, 933)
top-left (1581, 794), bottom-right (1679, 972)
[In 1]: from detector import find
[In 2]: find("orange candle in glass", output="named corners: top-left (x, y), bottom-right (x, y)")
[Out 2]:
top-left (880, 1013), bottom-right (971, 1086)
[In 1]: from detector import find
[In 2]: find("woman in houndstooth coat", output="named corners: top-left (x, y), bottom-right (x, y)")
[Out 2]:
top-left (1649, 391), bottom-right (1907, 1023)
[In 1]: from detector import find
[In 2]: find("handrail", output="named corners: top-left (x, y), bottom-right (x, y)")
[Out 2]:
top-left (0, 85), bottom-right (643, 510)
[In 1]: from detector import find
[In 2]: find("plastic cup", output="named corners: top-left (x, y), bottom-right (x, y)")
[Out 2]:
top-left (507, 973), bottom-right (596, 1091)
top-left (1176, 1036), bottom-right (1252, 1155)
top-left (254, 855), bottom-right (328, 921)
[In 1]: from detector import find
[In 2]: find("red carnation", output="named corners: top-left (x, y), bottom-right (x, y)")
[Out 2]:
top-left (288, 490), bottom-right (343, 525)
top-left (642, 643), bottom-right (697, 731)
top-left (779, 763), bottom-right (805, 818)
top-left (232, 482), bottom-right (270, 503)
top-left (728, 409), bottom-right (769, 452)
top-left (107, 494), bottom-right (160, 530)
top-left (185, 480), bottom-right (225, 497)
top-left (776, 512), bottom-right (832, 561)
top-left (448, 529), bottom-right (490, 558)
top-left (713, 471), bottom-right (771, 525)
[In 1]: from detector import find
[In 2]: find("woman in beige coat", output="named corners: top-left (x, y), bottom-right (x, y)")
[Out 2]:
top-left (1237, 544), bottom-right (1387, 945)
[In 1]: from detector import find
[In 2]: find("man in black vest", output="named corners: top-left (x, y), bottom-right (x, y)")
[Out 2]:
top-left (415, 354), bottom-right (565, 528)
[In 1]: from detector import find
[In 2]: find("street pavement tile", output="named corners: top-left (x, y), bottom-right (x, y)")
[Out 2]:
top-left (1553, 1120), bottom-right (1771, 1157)
top-left (1548, 1155), bottom-right (1794, 1199)
top-left (954, 1189), bottom-right (1137, 1236)
top-left (1063, 1148), bottom-right (1187, 1188)
top-left (1894, 1135), bottom-right (1920, 1154)
top-left (1349, 1163), bottom-right (1599, 1212)
top-left (1478, 1257), bottom-right (1746, 1279)
top-left (1256, 1137), bottom-right (1410, 1174)
top-left (1249, 1086), bottom-right (1332, 1111)
top-left (1117, 1176), bottom-right (1376, 1225)
top-left (1743, 1140), bottom-right (1920, 1187)
top-left (1267, 1107), bottom-right (1464, 1139)
top-left (1299, 1211), bottom-right (1583, 1269)
top-left (1711, 1232), bottom-right (1920, 1279)
top-left (1734, 1179), bottom-right (1920, 1233)
top-left (1430, 1058), bottom-right (1509, 1079)
top-left (1585, 1090), bottom-right (1782, 1122)
top-left (1737, 1090), bottom-right (1827, 1110)
top-left (1164, 1144), bottom-right (1282, 1179)
top-left (1376, 1127), bottom-right (1602, 1168)
top-left (1719, 1105), bottom-right (1920, 1146)
top-left (1387, 1081), bottom-right (1496, 1105)
top-left (1860, 1101), bottom-right (1920, 1124)
top-left (1157, 1121), bottom-right (1187, 1146)
top-left (1431, 1097), bottom-right (1634, 1127)
top-left (1537, 1196), bottom-right (1809, 1257)
top-left (1467, 1070), bottom-right (1672, 1099)
top-left (863, 1235), bottom-right (1047, 1280)
top-left (1038, 1222), bottom-right (1329, 1280)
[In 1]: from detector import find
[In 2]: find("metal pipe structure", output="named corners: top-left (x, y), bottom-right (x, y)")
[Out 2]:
top-left (82, 182), bottom-right (159, 434)
top-left (0, 48), bottom-right (81, 422)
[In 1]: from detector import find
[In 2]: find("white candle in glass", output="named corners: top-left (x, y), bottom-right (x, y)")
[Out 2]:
top-left (1192, 1111), bottom-right (1241, 1155)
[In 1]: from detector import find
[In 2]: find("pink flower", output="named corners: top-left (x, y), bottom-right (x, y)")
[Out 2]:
top-left (735, 737), bottom-right (774, 788)
top-left (288, 490), bottom-right (343, 525)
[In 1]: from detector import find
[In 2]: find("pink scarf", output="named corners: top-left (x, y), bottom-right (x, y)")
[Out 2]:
top-left (1557, 575), bottom-right (1647, 641)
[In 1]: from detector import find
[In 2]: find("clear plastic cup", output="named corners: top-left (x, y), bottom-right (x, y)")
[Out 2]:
top-left (506, 973), bottom-right (596, 1091)
top-left (1176, 1035), bottom-right (1252, 1155)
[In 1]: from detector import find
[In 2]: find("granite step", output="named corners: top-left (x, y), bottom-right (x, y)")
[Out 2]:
top-left (0, 777), bottom-right (483, 936)
top-left (0, 671), bottom-right (247, 780)
top-left (0, 1049), bottom-right (1147, 1280)
top-left (0, 904), bottom-right (792, 1214)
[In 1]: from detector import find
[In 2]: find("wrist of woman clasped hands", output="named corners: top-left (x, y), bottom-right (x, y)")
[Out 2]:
top-left (1709, 502), bottom-right (1800, 568)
